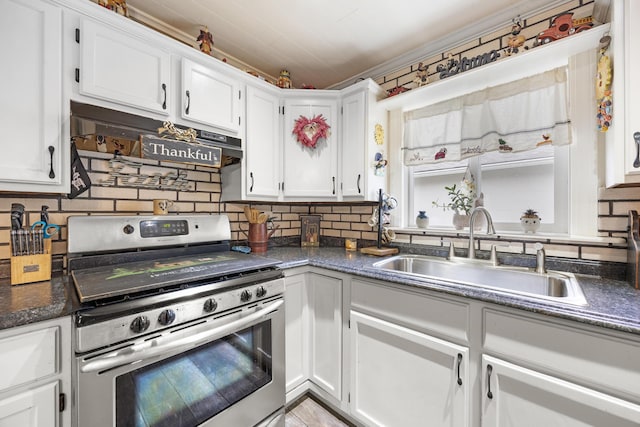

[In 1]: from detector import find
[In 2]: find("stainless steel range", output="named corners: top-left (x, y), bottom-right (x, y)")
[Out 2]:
top-left (68, 215), bottom-right (285, 427)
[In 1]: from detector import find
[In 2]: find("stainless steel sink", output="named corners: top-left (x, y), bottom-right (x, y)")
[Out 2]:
top-left (373, 255), bottom-right (587, 305)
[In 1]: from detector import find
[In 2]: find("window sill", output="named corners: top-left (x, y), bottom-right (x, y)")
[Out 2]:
top-left (390, 227), bottom-right (626, 247)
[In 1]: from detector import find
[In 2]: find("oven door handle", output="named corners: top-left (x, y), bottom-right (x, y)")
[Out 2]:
top-left (81, 299), bottom-right (283, 373)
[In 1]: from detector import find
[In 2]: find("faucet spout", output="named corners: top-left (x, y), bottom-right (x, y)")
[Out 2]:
top-left (468, 207), bottom-right (496, 259)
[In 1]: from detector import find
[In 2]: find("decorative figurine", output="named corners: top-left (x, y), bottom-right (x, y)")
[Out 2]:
top-left (277, 70), bottom-right (293, 89)
top-left (413, 62), bottom-right (429, 87)
top-left (98, 0), bottom-right (129, 17)
top-left (504, 18), bottom-right (527, 57)
top-left (373, 152), bottom-right (387, 177)
top-left (197, 27), bottom-right (214, 56)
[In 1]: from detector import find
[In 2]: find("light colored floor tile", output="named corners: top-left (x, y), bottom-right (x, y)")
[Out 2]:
top-left (289, 397), bottom-right (349, 427)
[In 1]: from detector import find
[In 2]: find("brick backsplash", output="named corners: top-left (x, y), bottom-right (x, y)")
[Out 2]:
top-left (0, 150), bottom-right (631, 279)
top-left (376, 0), bottom-right (595, 94)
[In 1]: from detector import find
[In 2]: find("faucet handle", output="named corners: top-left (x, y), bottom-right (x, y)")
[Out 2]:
top-left (443, 240), bottom-right (456, 259)
top-left (489, 242), bottom-right (510, 266)
top-left (534, 243), bottom-right (547, 274)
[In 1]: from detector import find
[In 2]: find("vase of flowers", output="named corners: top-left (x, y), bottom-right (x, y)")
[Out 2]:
top-left (520, 209), bottom-right (541, 233)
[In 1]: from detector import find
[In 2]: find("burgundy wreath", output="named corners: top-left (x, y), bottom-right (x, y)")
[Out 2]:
top-left (292, 114), bottom-right (331, 149)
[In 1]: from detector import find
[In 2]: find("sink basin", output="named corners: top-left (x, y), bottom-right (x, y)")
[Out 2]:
top-left (373, 255), bottom-right (587, 306)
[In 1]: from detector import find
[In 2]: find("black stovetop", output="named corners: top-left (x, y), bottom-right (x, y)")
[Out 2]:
top-left (71, 251), bottom-right (281, 303)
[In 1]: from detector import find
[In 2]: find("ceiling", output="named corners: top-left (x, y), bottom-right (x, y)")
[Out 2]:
top-left (126, 0), bottom-right (566, 89)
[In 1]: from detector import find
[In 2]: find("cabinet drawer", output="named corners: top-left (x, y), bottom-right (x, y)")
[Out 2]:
top-left (483, 308), bottom-right (640, 401)
top-left (351, 278), bottom-right (469, 343)
top-left (0, 326), bottom-right (58, 393)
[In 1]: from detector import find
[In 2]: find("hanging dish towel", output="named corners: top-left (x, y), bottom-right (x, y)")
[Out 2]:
top-left (68, 142), bottom-right (91, 199)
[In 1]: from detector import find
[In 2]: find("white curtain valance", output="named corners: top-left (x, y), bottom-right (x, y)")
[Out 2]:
top-left (403, 67), bottom-right (571, 166)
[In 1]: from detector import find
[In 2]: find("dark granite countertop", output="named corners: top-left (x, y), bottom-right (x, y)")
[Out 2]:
top-left (2, 247), bottom-right (640, 336)
top-left (0, 274), bottom-right (73, 331)
top-left (261, 247), bottom-right (640, 336)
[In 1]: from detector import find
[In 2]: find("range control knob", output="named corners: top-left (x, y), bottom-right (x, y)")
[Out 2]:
top-left (157, 309), bottom-right (176, 326)
top-left (256, 286), bottom-right (267, 298)
top-left (203, 298), bottom-right (218, 313)
top-left (240, 289), bottom-right (253, 302)
top-left (130, 315), bottom-right (150, 333)
top-left (123, 224), bottom-right (135, 235)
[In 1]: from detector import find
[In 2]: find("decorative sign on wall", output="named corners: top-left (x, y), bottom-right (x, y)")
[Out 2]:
top-left (436, 50), bottom-right (501, 79)
top-left (142, 137), bottom-right (222, 168)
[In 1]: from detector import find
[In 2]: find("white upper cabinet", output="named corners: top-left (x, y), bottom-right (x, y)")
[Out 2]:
top-left (283, 95), bottom-right (339, 199)
top-left (78, 18), bottom-right (171, 115)
top-left (606, 0), bottom-right (640, 186)
top-left (245, 85), bottom-right (281, 199)
top-left (180, 58), bottom-right (242, 133)
top-left (340, 90), bottom-right (366, 198)
top-left (340, 80), bottom-right (387, 201)
top-left (0, 0), bottom-right (66, 192)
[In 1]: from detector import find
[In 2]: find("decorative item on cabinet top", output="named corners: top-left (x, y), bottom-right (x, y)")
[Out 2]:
top-left (98, 0), bottom-right (129, 17)
top-left (197, 26), bottom-right (214, 56)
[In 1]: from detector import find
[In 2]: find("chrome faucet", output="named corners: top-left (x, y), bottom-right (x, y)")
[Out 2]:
top-left (468, 207), bottom-right (496, 259)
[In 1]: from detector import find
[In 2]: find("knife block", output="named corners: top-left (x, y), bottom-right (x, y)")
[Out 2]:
top-left (10, 239), bottom-right (52, 285)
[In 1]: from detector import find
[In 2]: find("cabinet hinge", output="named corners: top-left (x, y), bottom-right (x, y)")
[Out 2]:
top-left (281, 182), bottom-right (285, 192)
top-left (59, 393), bottom-right (66, 412)
top-left (348, 319), bottom-right (351, 328)
top-left (75, 68), bottom-right (80, 83)
top-left (238, 116), bottom-right (241, 126)
top-left (282, 106), bottom-right (285, 115)
top-left (341, 106), bottom-right (343, 115)
top-left (348, 393), bottom-right (351, 403)
top-left (75, 28), bottom-right (80, 43)
top-left (238, 90), bottom-right (242, 100)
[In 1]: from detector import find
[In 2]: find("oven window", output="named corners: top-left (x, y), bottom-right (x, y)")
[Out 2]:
top-left (115, 320), bottom-right (272, 427)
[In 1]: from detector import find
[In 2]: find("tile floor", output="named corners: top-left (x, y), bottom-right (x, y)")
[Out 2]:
top-left (285, 396), bottom-right (352, 427)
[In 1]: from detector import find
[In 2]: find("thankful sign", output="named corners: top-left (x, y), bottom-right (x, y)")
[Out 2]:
top-left (142, 136), bottom-right (222, 168)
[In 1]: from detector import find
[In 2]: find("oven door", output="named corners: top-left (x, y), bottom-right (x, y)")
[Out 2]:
top-left (75, 297), bottom-right (284, 427)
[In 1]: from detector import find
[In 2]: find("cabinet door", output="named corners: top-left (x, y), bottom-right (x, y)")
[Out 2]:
top-left (0, 0), bottom-right (64, 191)
top-left (308, 273), bottom-right (342, 400)
top-left (0, 381), bottom-right (58, 427)
top-left (283, 98), bottom-right (338, 198)
top-left (606, 0), bottom-right (640, 185)
top-left (181, 58), bottom-right (241, 133)
top-left (246, 86), bottom-right (281, 198)
top-left (482, 355), bottom-right (640, 427)
top-left (79, 19), bottom-right (170, 115)
top-left (350, 311), bottom-right (469, 427)
top-left (285, 274), bottom-right (308, 392)
top-left (341, 91), bottom-right (366, 198)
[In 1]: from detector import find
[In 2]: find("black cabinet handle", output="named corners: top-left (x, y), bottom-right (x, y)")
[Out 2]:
top-left (249, 172), bottom-right (254, 192)
top-left (332, 176), bottom-right (336, 195)
top-left (456, 353), bottom-right (463, 386)
top-left (357, 174), bottom-right (361, 194)
top-left (48, 146), bottom-right (55, 179)
top-left (185, 90), bottom-right (191, 115)
top-left (487, 364), bottom-right (494, 399)
top-left (633, 132), bottom-right (640, 168)
top-left (161, 83), bottom-right (167, 110)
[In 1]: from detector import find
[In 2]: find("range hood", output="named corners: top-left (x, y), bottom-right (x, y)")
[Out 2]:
top-left (70, 101), bottom-right (242, 161)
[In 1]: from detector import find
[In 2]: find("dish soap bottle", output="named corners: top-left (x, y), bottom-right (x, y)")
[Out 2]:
top-left (416, 211), bottom-right (429, 229)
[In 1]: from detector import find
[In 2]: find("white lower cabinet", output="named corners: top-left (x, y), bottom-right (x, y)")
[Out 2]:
top-left (350, 311), bottom-right (469, 427)
top-left (0, 317), bottom-right (71, 427)
top-left (284, 271), bottom-right (343, 403)
top-left (481, 355), bottom-right (640, 427)
top-left (308, 273), bottom-right (342, 400)
top-left (0, 382), bottom-right (58, 427)
top-left (285, 273), bottom-right (308, 392)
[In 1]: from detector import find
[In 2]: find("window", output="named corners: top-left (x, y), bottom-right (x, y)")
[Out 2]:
top-left (408, 144), bottom-right (569, 233)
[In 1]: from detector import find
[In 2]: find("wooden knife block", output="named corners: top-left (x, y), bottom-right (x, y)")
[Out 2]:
top-left (10, 239), bottom-right (52, 285)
